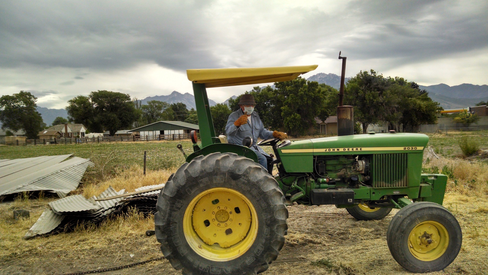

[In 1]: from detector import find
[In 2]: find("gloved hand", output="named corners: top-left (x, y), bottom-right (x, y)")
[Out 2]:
top-left (273, 131), bottom-right (288, 140)
top-left (234, 115), bottom-right (248, 127)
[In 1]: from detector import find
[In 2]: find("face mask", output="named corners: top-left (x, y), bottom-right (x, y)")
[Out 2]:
top-left (244, 106), bottom-right (254, 115)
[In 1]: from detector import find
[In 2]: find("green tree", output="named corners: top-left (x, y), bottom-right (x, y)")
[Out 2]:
top-left (170, 102), bottom-right (189, 121)
top-left (141, 100), bottom-right (170, 124)
top-left (344, 70), bottom-right (396, 133)
top-left (185, 108), bottom-right (198, 125)
top-left (345, 71), bottom-right (440, 133)
top-left (399, 83), bottom-right (441, 132)
top-left (476, 101), bottom-right (487, 106)
top-left (210, 104), bottom-right (231, 135)
top-left (274, 78), bottom-right (326, 136)
top-left (52, 116), bottom-right (69, 126)
top-left (67, 90), bottom-right (140, 135)
top-left (66, 96), bottom-right (100, 132)
top-left (0, 91), bottom-right (44, 139)
top-left (453, 110), bottom-right (479, 126)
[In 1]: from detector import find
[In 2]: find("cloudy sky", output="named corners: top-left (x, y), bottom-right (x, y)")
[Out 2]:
top-left (1, 0), bottom-right (487, 109)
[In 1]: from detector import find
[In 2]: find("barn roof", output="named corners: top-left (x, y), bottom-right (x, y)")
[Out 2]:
top-left (129, 121), bottom-right (199, 132)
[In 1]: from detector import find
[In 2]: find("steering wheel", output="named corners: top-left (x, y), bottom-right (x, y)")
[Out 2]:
top-left (258, 138), bottom-right (279, 146)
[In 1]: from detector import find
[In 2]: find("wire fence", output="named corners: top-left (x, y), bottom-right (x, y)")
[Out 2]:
top-left (2, 133), bottom-right (192, 146)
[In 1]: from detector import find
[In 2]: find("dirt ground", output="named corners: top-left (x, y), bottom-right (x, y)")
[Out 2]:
top-left (1, 192), bottom-right (487, 275)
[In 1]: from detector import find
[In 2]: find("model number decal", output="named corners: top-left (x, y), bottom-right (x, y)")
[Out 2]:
top-left (403, 146), bottom-right (418, 150)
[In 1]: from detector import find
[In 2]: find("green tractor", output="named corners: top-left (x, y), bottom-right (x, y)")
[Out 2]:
top-left (154, 65), bottom-right (462, 274)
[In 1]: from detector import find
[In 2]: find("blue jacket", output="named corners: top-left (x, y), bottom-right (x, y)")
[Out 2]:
top-left (225, 108), bottom-right (274, 154)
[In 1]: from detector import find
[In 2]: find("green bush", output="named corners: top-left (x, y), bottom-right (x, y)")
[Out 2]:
top-left (458, 136), bottom-right (480, 157)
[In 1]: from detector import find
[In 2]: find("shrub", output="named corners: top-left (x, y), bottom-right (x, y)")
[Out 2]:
top-left (458, 136), bottom-right (480, 157)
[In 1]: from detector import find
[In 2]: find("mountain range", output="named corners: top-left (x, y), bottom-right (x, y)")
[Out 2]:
top-left (35, 74), bottom-right (487, 126)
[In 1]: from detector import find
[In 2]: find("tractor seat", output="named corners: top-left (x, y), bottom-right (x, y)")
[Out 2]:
top-left (218, 135), bottom-right (228, 143)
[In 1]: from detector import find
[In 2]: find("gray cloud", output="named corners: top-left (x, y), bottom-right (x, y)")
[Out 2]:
top-left (0, 0), bottom-right (486, 109)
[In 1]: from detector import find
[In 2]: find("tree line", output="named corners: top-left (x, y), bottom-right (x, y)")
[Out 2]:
top-left (1, 69), bottom-right (448, 139)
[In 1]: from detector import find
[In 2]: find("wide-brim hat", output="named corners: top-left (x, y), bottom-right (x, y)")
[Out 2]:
top-left (238, 94), bottom-right (256, 105)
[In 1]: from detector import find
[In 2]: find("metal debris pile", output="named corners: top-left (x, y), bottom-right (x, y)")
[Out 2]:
top-left (0, 154), bottom-right (93, 198)
top-left (24, 184), bottom-right (164, 239)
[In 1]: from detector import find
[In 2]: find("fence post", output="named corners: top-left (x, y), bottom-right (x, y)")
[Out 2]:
top-left (17, 140), bottom-right (19, 146)
top-left (34, 139), bottom-right (36, 145)
top-left (144, 151), bottom-right (147, 176)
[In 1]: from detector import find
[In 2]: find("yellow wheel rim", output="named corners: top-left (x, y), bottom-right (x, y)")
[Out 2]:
top-left (358, 203), bottom-right (380, 213)
top-left (408, 221), bottom-right (449, 261)
top-left (183, 187), bottom-right (258, 261)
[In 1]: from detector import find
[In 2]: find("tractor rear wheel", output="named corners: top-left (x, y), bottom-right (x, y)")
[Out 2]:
top-left (346, 203), bottom-right (392, 220)
top-left (154, 153), bottom-right (288, 275)
top-left (387, 202), bottom-right (462, 273)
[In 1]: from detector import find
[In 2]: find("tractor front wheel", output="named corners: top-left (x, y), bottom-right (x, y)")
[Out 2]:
top-left (387, 202), bottom-right (462, 273)
top-left (154, 153), bottom-right (288, 275)
top-left (346, 203), bottom-right (392, 220)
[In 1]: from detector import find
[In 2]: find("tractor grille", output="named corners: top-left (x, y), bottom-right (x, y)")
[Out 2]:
top-left (372, 153), bottom-right (408, 188)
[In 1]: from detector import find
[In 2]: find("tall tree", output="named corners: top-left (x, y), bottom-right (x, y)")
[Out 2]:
top-left (274, 78), bottom-right (325, 136)
top-left (0, 91), bottom-right (44, 139)
top-left (399, 82), bottom-right (441, 131)
top-left (66, 96), bottom-right (100, 132)
top-left (344, 71), bottom-right (440, 133)
top-left (185, 108), bottom-right (198, 125)
top-left (141, 100), bottom-right (170, 124)
top-left (344, 70), bottom-right (394, 133)
top-left (67, 90), bottom-right (140, 135)
top-left (210, 103), bottom-right (231, 135)
top-left (170, 102), bottom-right (189, 121)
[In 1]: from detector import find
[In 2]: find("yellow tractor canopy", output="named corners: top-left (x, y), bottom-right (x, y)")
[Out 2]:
top-left (187, 65), bottom-right (318, 88)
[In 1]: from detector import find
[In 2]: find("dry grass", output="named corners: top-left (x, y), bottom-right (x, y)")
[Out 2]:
top-left (424, 155), bottom-right (488, 196)
top-left (80, 165), bottom-right (173, 198)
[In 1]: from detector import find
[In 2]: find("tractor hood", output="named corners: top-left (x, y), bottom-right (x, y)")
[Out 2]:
top-left (278, 133), bottom-right (429, 173)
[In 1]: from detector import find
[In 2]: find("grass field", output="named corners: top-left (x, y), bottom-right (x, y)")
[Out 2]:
top-left (1, 133), bottom-right (487, 274)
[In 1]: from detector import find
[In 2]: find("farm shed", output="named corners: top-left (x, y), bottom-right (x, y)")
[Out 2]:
top-left (129, 121), bottom-right (199, 140)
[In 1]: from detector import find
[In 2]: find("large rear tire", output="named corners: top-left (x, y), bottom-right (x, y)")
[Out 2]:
top-left (155, 153), bottom-right (288, 275)
top-left (346, 203), bottom-right (392, 220)
top-left (387, 202), bottom-right (462, 273)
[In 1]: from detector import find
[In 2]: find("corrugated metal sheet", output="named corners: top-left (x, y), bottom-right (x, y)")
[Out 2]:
top-left (90, 186), bottom-right (126, 215)
top-left (49, 195), bottom-right (101, 213)
top-left (0, 155), bottom-right (93, 197)
top-left (134, 183), bottom-right (165, 196)
top-left (24, 209), bottom-right (65, 239)
top-left (25, 184), bottom-right (165, 238)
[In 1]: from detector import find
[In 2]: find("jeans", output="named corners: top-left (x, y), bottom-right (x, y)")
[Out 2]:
top-left (250, 146), bottom-right (268, 172)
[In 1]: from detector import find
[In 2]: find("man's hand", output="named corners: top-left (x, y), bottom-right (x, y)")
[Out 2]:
top-left (234, 115), bottom-right (248, 127)
top-left (272, 131), bottom-right (288, 140)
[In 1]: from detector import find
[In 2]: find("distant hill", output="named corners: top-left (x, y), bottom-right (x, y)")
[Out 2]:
top-left (420, 83), bottom-right (488, 99)
top-left (307, 73), bottom-right (350, 90)
top-left (140, 91), bottom-right (217, 110)
top-left (306, 73), bottom-right (487, 109)
top-left (419, 83), bottom-right (488, 109)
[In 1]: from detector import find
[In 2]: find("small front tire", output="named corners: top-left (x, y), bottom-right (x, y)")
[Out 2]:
top-left (387, 202), bottom-right (462, 273)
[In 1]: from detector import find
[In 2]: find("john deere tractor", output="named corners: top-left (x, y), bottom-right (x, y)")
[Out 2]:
top-left (154, 65), bottom-right (462, 274)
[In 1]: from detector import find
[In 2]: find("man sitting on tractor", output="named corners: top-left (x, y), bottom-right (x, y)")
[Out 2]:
top-left (225, 93), bottom-right (287, 171)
